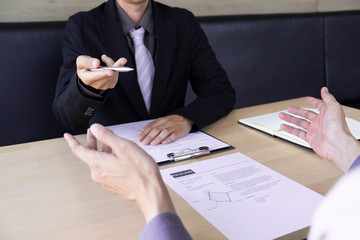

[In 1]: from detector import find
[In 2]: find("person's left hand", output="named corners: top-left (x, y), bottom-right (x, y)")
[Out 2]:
top-left (279, 87), bottom-right (360, 172)
top-left (137, 115), bottom-right (193, 146)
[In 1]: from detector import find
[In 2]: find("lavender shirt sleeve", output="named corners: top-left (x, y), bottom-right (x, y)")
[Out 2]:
top-left (139, 212), bottom-right (192, 240)
top-left (348, 154), bottom-right (360, 172)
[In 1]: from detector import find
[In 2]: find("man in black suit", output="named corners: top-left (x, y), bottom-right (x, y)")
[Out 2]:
top-left (53, 0), bottom-right (235, 145)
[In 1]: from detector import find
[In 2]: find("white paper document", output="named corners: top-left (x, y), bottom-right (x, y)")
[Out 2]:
top-left (107, 120), bottom-right (230, 163)
top-left (161, 152), bottom-right (324, 240)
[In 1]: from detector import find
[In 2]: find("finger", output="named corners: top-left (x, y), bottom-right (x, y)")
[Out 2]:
top-left (138, 118), bottom-right (167, 142)
top-left (306, 96), bottom-right (326, 112)
top-left (86, 128), bottom-right (98, 150)
top-left (138, 124), bottom-right (155, 143)
top-left (320, 87), bottom-right (338, 105)
top-left (138, 128), bottom-right (150, 142)
top-left (77, 55), bottom-right (113, 82)
top-left (101, 55), bottom-right (127, 69)
top-left (279, 112), bottom-right (311, 130)
top-left (140, 127), bottom-right (162, 145)
top-left (79, 71), bottom-right (114, 85)
top-left (286, 106), bottom-right (318, 122)
top-left (150, 128), bottom-right (174, 146)
top-left (113, 57), bottom-right (128, 67)
top-left (77, 55), bottom-right (113, 80)
top-left (76, 55), bottom-right (100, 70)
top-left (90, 123), bottom-right (129, 151)
top-left (87, 127), bottom-right (112, 153)
top-left (101, 54), bottom-right (115, 66)
top-left (64, 133), bottom-right (97, 165)
top-left (280, 124), bottom-right (307, 140)
top-left (90, 124), bottom-right (152, 164)
top-left (64, 133), bottom-right (81, 150)
top-left (161, 132), bottom-right (177, 144)
top-left (90, 124), bottom-right (154, 167)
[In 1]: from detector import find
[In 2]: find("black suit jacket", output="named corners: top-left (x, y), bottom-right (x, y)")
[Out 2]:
top-left (53, 0), bottom-right (235, 130)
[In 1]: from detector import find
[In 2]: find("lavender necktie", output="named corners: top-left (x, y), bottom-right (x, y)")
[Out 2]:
top-left (129, 27), bottom-right (155, 113)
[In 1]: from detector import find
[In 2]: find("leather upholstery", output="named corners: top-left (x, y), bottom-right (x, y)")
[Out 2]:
top-left (0, 22), bottom-right (85, 146)
top-left (196, 14), bottom-right (324, 108)
top-left (324, 12), bottom-right (360, 108)
top-left (1, 11), bottom-right (360, 146)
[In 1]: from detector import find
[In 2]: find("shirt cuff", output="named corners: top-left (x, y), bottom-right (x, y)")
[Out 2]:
top-left (139, 212), bottom-right (192, 240)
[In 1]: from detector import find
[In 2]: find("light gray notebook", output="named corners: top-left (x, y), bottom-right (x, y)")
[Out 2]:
top-left (238, 108), bottom-right (360, 148)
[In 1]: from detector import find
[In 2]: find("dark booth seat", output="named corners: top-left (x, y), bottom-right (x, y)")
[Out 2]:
top-left (324, 12), bottom-right (360, 108)
top-left (1, 11), bottom-right (360, 146)
top-left (196, 14), bottom-right (325, 108)
top-left (0, 22), bottom-right (69, 146)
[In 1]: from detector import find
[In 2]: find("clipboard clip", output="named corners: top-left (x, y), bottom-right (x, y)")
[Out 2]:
top-left (167, 146), bottom-right (210, 162)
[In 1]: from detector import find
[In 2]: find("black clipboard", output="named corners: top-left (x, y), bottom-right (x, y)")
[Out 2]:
top-left (106, 120), bottom-right (234, 165)
top-left (158, 131), bottom-right (234, 165)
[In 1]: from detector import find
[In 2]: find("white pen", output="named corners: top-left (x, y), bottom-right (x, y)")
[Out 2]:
top-left (90, 66), bottom-right (134, 72)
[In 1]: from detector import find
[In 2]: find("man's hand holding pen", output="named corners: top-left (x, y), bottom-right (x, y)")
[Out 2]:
top-left (76, 54), bottom-right (129, 90)
top-left (77, 55), bottom-right (193, 146)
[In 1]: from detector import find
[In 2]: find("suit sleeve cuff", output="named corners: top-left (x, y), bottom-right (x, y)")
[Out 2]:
top-left (77, 75), bottom-right (107, 99)
top-left (349, 155), bottom-right (360, 172)
top-left (139, 212), bottom-right (192, 240)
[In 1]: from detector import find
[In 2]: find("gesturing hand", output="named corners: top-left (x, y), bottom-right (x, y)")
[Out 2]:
top-left (76, 54), bottom-right (127, 90)
top-left (64, 124), bottom-right (176, 222)
top-left (137, 115), bottom-right (193, 146)
top-left (279, 87), bottom-right (360, 172)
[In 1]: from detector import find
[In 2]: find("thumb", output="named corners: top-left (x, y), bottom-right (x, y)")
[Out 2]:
top-left (90, 124), bottom-right (145, 159)
top-left (90, 124), bottom-right (125, 151)
top-left (321, 87), bottom-right (337, 105)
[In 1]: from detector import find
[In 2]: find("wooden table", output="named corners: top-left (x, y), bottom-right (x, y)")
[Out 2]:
top-left (1, 97), bottom-right (359, 240)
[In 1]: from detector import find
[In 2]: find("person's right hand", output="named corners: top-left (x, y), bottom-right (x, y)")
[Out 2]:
top-left (279, 87), bottom-right (360, 172)
top-left (64, 124), bottom-right (176, 222)
top-left (76, 54), bottom-right (127, 90)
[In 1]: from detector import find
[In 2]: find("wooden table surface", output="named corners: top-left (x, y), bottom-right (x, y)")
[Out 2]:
top-left (1, 97), bottom-right (359, 240)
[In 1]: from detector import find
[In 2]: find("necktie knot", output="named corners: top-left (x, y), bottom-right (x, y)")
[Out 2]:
top-left (129, 27), bottom-right (145, 46)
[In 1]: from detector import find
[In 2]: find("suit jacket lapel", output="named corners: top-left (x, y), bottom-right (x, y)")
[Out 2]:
top-left (98, 0), bottom-right (149, 119)
top-left (150, 3), bottom-right (176, 118)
